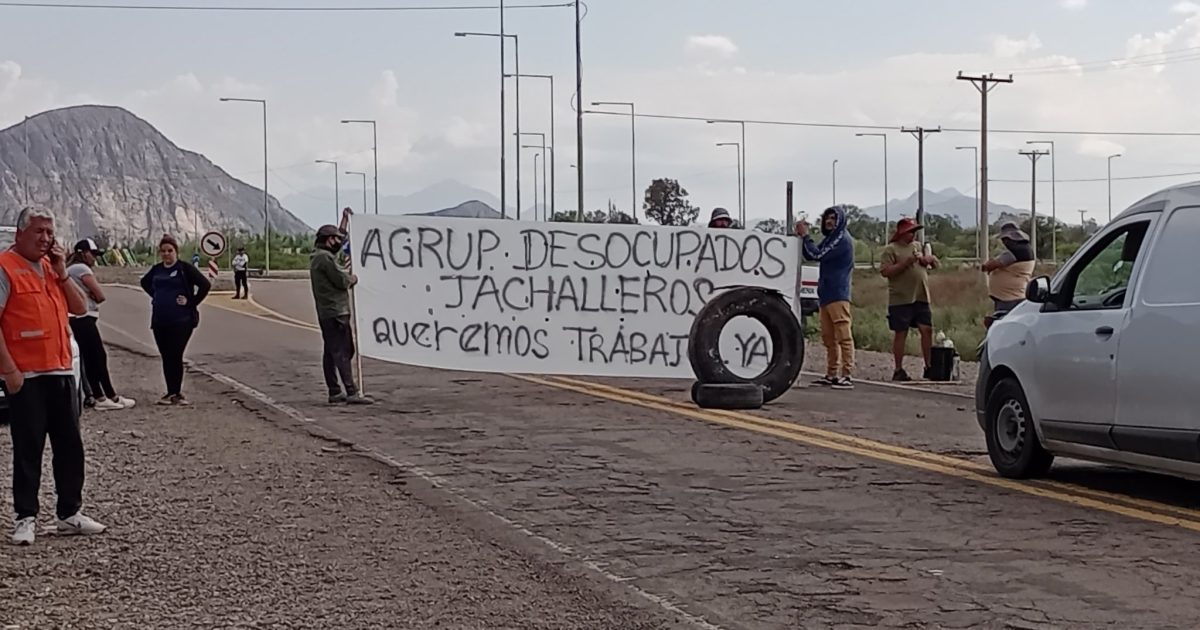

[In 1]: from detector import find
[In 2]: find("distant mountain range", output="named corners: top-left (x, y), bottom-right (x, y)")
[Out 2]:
top-left (0, 105), bottom-right (309, 244)
top-left (859, 187), bottom-right (1027, 227)
top-left (279, 178), bottom-right (558, 224)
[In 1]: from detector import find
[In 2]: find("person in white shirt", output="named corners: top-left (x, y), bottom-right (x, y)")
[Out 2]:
top-left (66, 239), bottom-right (135, 412)
top-left (232, 246), bottom-right (250, 300)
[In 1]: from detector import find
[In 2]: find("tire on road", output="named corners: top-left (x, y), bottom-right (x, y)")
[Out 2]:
top-left (687, 286), bottom-right (804, 405)
top-left (691, 382), bottom-right (765, 410)
top-left (985, 377), bottom-right (1054, 479)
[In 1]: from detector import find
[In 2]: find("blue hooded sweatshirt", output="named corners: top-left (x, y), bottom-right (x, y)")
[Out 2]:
top-left (801, 204), bottom-right (854, 306)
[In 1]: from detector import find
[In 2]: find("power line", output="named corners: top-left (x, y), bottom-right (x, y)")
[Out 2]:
top-left (0, 1), bottom-right (570, 10)
top-left (1005, 45), bottom-right (1200, 76)
top-left (583, 109), bottom-right (1200, 137)
top-left (993, 170), bottom-right (1200, 184)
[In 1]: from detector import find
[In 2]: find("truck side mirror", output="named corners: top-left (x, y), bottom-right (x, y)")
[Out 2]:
top-left (1026, 276), bottom-right (1052, 304)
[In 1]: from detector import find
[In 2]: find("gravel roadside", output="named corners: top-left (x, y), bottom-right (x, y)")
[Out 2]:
top-left (0, 348), bottom-right (683, 630)
top-left (802, 340), bottom-right (977, 397)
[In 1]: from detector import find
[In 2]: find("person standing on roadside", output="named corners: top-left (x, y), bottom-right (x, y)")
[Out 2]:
top-left (232, 246), bottom-right (250, 300)
top-left (140, 234), bottom-right (210, 406)
top-left (708, 207), bottom-right (734, 229)
top-left (983, 221), bottom-right (1036, 313)
top-left (0, 206), bottom-right (107, 545)
top-left (310, 224), bottom-right (372, 406)
top-left (880, 218), bottom-right (939, 382)
top-left (795, 205), bottom-right (856, 389)
top-left (67, 239), bottom-right (135, 411)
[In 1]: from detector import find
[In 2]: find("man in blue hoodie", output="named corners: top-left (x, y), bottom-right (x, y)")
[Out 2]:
top-left (795, 204), bottom-right (855, 389)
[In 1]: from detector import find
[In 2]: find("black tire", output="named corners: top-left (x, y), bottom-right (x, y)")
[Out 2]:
top-left (687, 287), bottom-right (804, 404)
top-left (985, 377), bottom-right (1054, 479)
top-left (691, 382), bottom-right (764, 410)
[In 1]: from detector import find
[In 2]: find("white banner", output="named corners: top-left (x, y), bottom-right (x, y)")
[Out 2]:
top-left (350, 215), bottom-right (799, 378)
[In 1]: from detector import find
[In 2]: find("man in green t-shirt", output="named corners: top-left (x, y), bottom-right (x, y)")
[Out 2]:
top-left (879, 218), bottom-right (940, 381)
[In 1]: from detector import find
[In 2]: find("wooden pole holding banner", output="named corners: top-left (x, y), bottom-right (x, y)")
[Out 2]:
top-left (785, 180), bottom-right (794, 229)
top-left (339, 207), bottom-right (365, 396)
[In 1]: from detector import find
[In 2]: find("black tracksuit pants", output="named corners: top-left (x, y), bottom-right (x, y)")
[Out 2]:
top-left (70, 316), bottom-right (118, 400)
top-left (6, 375), bottom-right (84, 520)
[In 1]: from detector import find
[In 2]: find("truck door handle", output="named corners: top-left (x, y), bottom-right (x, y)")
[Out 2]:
top-left (1095, 326), bottom-right (1114, 337)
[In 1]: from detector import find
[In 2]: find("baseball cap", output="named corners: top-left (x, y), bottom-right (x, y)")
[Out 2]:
top-left (315, 224), bottom-right (345, 243)
top-left (73, 238), bottom-right (105, 256)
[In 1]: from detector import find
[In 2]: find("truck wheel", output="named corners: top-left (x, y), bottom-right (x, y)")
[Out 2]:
top-left (691, 382), bottom-right (764, 410)
top-left (687, 286), bottom-right (804, 404)
top-left (985, 378), bottom-right (1054, 479)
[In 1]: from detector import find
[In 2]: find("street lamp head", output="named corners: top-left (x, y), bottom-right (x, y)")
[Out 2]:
top-left (454, 32), bottom-right (467, 37)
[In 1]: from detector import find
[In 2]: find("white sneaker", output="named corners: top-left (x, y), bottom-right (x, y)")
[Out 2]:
top-left (12, 517), bottom-right (35, 545)
top-left (56, 513), bottom-right (107, 536)
top-left (93, 398), bottom-right (124, 411)
top-left (112, 396), bottom-right (137, 409)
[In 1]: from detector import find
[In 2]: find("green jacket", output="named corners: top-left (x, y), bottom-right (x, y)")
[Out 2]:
top-left (310, 248), bottom-right (353, 320)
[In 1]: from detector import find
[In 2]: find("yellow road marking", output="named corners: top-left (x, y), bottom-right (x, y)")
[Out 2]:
top-left (547, 375), bottom-right (1200, 524)
top-left (513, 374), bottom-right (1200, 533)
top-left (180, 285), bottom-right (1200, 531)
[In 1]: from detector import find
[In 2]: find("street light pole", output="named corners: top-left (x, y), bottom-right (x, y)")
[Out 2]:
top-left (519, 132), bottom-right (547, 220)
top-left (832, 159), bottom-right (839, 206)
top-left (459, 31), bottom-right (521, 219)
top-left (1108, 153), bottom-right (1122, 222)
top-left (508, 73), bottom-right (556, 219)
top-left (955, 146), bottom-right (979, 258)
top-left (522, 148), bottom-right (541, 221)
top-left (856, 132), bottom-right (889, 237)
top-left (220, 97), bottom-right (270, 275)
top-left (707, 119), bottom-right (746, 224)
top-left (315, 160), bottom-right (340, 223)
top-left (341, 119), bottom-right (378, 214)
top-left (346, 171), bottom-right (368, 216)
top-left (1027, 140), bottom-right (1057, 263)
top-left (592, 101), bottom-right (636, 219)
top-left (717, 142), bottom-right (742, 223)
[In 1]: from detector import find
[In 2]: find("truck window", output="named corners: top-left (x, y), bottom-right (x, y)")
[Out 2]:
top-left (1140, 207), bottom-right (1200, 305)
top-left (1061, 220), bottom-right (1150, 311)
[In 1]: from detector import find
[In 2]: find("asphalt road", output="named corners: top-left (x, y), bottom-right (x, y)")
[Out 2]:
top-left (98, 279), bottom-right (1200, 629)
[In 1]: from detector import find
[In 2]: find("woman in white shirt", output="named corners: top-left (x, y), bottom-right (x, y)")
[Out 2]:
top-left (66, 239), bottom-right (135, 411)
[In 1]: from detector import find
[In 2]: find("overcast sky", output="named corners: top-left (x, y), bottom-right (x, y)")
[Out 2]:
top-left (4, 0), bottom-right (1200, 228)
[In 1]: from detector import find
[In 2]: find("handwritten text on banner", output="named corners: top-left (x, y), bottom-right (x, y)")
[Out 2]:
top-left (350, 215), bottom-right (799, 378)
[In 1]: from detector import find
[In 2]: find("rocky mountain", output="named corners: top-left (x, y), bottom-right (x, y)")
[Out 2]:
top-left (860, 187), bottom-right (1026, 227)
top-left (282, 178), bottom-right (514, 224)
top-left (0, 105), bottom-right (309, 244)
top-left (418, 200), bottom-right (506, 219)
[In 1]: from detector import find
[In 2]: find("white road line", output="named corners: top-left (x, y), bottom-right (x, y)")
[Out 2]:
top-left (97, 318), bottom-right (727, 630)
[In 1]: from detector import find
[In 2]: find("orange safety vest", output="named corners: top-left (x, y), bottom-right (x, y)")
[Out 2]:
top-left (0, 250), bottom-right (72, 373)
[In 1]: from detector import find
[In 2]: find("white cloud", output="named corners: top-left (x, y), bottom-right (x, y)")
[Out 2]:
top-left (370, 70), bottom-right (400, 108)
top-left (1172, 1), bottom-right (1200, 15)
top-left (685, 35), bottom-right (738, 59)
top-left (993, 34), bottom-right (1043, 58)
top-left (1061, 0), bottom-right (1087, 9)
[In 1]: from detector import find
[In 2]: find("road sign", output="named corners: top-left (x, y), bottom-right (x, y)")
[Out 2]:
top-left (207, 259), bottom-right (219, 279)
top-left (200, 231), bottom-right (226, 258)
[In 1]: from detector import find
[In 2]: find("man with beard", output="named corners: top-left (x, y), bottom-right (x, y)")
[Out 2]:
top-left (795, 205), bottom-right (856, 389)
top-left (310, 224), bottom-right (373, 406)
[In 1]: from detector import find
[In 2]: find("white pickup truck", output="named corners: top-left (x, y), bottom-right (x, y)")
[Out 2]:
top-left (0, 226), bottom-right (84, 424)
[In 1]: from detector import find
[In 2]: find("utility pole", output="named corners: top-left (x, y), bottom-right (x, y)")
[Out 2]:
top-left (856, 132), bottom-right (888, 236)
top-left (955, 146), bottom-right (979, 258)
top-left (1018, 149), bottom-right (1047, 260)
top-left (23, 116), bottom-right (31, 205)
top-left (1027, 140), bottom-right (1057, 264)
top-left (957, 71), bottom-right (1013, 260)
top-left (574, 0), bottom-right (584, 221)
top-left (1108, 153), bottom-right (1122, 222)
top-left (1079, 209), bottom-right (1088, 236)
top-left (900, 126), bottom-right (941, 228)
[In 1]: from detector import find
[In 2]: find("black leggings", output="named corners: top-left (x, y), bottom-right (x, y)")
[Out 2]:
top-left (152, 324), bottom-right (194, 396)
top-left (70, 316), bottom-right (117, 400)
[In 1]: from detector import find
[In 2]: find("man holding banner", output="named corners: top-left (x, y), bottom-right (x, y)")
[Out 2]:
top-left (309, 223), bottom-right (373, 406)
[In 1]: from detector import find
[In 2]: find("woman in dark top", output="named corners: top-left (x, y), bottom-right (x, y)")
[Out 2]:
top-left (139, 234), bottom-right (211, 406)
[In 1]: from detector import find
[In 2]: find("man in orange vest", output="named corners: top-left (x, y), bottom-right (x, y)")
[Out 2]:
top-left (0, 207), bottom-right (106, 545)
